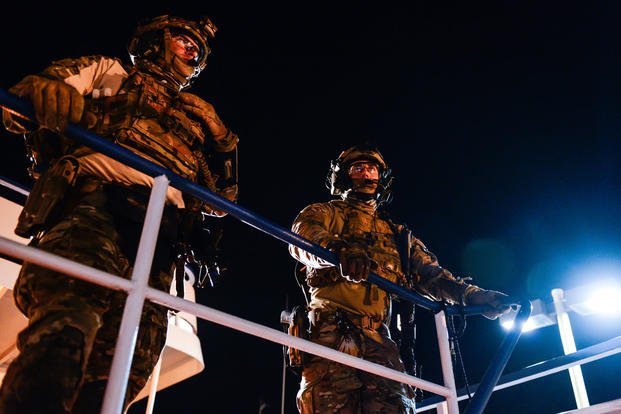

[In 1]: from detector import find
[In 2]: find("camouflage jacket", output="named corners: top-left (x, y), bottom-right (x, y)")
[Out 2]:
top-left (289, 196), bottom-right (481, 322)
top-left (3, 55), bottom-right (238, 214)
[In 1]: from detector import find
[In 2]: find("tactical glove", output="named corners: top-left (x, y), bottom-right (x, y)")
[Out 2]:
top-left (328, 241), bottom-right (370, 283)
top-left (466, 289), bottom-right (512, 320)
top-left (9, 75), bottom-right (84, 132)
top-left (178, 92), bottom-right (229, 141)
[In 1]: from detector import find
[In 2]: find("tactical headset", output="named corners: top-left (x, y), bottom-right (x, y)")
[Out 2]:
top-left (325, 144), bottom-right (394, 206)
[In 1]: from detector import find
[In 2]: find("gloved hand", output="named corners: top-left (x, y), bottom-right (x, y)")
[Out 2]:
top-left (466, 289), bottom-right (512, 320)
top-left (9, 75), bottom-right (84, 132)
top-left (178, 92), bottom-right (228, 140)
top-left (330, 242), bottom-right (370, 283)
top-left (203, 185), bottom-right (239, 217)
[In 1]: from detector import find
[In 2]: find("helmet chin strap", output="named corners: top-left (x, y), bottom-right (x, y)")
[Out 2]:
top-left (171, 55), bottom-right (198, 85)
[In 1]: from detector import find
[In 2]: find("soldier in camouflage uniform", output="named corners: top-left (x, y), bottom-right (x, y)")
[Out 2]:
top-left (0, 15), bottom-right (238, 414)
top-left (289, 144), bottom-right (510, 413)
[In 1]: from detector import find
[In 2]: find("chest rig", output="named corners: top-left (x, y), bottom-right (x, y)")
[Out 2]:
top-left (85, 71), bottom-right (209, 183)
top-left (308, 199), bottom-right (407, 288)
top-left (338, 200), bottom-right (405, 284)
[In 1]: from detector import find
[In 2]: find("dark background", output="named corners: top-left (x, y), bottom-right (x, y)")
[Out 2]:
top-left (1, 1), bottom-right (621, 413)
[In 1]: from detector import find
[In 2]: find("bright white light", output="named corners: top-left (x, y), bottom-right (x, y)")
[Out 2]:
top-left (565, 259), bottom-right (621, 315)
top-left (566, 278), bottom-right (621, 316)
top-left (582, 287), bottom-right (621, 315)
top-left (500, 299), bottom-right (556, 332)
top-left (521, 319), bottom-right (538, 332)
top-left (501, 320), bottom-right (514, 331)
top-left (501, 317), bottom-right (538, 332)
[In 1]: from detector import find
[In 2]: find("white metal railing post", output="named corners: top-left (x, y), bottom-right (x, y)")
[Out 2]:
top-left (144, 357), bottom-right (163, 414)
top-left (143, 286), bottom-right (454, 396)
top-left (6, 226), bottom-right (621, 413)
top-left (551, 288), bottom-right (590, 409)
top-left (101, 175), bottom-right (170, 414)
top-left (436, 402), bottom-right (449, 414)
top-left (435, 311), bottom-right (460, 413)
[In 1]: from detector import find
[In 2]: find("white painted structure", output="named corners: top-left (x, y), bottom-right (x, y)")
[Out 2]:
top-left (0, 188), bottom-right (204, 413)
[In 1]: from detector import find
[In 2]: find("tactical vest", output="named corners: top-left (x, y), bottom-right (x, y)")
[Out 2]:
top-left (84, 71), bottom-right (210, 185)
top-left (307, 199), bottom-right (405, 287)
top-left (306, 199), bottom-right (409, 320)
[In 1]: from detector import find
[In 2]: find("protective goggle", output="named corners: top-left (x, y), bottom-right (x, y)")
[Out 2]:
top-left (172, 34), bottom-right (202, 62)
top-left (348, 161), bottom-right (380, 175)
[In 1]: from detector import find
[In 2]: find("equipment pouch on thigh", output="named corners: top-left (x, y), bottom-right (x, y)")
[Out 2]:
top-left (280, 305), bottom-right (309, 369)
top-left (15, 156), bottom-right (80, 237)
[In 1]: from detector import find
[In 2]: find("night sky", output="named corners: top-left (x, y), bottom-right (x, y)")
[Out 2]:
top-left (1, 2), bottom-right (621, 413)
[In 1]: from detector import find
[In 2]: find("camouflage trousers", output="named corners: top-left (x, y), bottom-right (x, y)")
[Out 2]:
top-left (0, 187), bottom-right (174, 414)
top-left (297, 316), bottom-right (417, 414)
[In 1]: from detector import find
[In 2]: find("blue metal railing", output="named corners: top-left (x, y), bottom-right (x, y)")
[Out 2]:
top-left (418, 335), bottom-right (621, 411)
top-left (0, 88), bottom-right (531, 413)
top-left (464, 299), bottom-right (531, 414)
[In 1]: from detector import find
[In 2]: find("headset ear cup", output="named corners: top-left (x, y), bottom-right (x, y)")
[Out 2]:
top-left (327, 160), bottom-right (342, 195)
top-left (127, 37), bottom-right (139, 60)
top-left (325, 161), bottom-right (335, 192)
top-left (334, 170), bottom-right (351, 196)
top-left (377, 170), bottom-right (394, 206)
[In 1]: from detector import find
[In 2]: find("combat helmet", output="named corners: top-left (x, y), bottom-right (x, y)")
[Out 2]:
top-left (128, 15), bottom-right (217, 89)
top-left (326, 144), bottom-right (393, 206)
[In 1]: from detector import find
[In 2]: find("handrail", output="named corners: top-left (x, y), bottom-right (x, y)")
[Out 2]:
top-left (0, 88), bottom-right (503, 315)
top-left (0, 88), bottom-right (527, 412)
top-left (417, 335), bottom-right (621, 411)
top-left (464, 299), bottom-right (532, 414)
top-left (0, 235), bottom-right (453, 397)
top-left (0, 176), bottom-right (29, 196)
